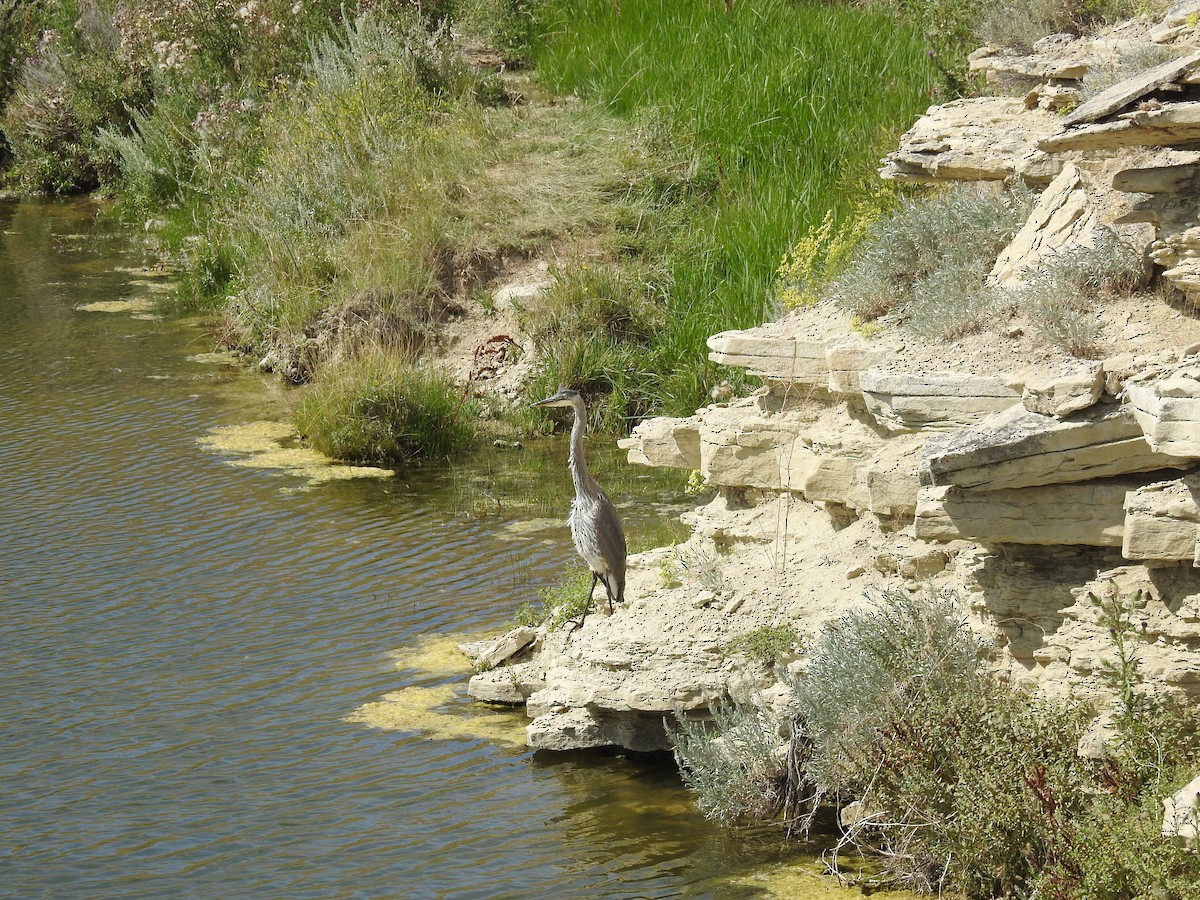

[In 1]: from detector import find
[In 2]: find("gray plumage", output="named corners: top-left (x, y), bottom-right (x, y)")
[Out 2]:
top-left (532, 388), bottom-right (627, 630)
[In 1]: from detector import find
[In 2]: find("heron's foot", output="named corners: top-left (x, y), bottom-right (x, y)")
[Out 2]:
top-left (562, 617), bottom-right (585, 640)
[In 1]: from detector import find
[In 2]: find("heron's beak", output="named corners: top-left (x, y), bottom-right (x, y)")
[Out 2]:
top-left (532, 389), bottom-right (571, 408)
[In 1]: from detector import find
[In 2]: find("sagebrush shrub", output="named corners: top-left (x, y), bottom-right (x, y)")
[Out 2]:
top-left (1019, 226), bottom-right (1146, 357)
top-left (829, 183), bottom-right (1032, 338)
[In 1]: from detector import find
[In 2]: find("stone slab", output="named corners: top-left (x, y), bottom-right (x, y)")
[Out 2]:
top-left (860, 367), bottom-right (1022, 432)
top-left (707, 329), bottom-right (828, 384)
top-left (1122, 475), bottom-right (1200, 562)
top-left (620, 416), bottom-right (700, 470)
top-left (914, 477), bottom-right (1148, 546)
top-left (1127, 376), bottom-right (1200, 456)
top-left (1042, 102), bottom-right (1200, 152)
top-left (990, 163), bottom-right (1097, 287)
top-left (881, 97), bottom-right (1062, 183)
top-left (921, 403), bottom-right (1188, 491)
top-left (1061, 49), bottom-right (1200, 127)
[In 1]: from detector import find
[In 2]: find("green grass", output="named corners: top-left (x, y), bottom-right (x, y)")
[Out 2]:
top-left (723, 623), bottom-right (804, 668)
top-left (510, 566), bottom-right (595, 630)
top-left (293, 349), bottom-right (479, 464)
top-left (3, 0), bottom-right (935, 458)
top-left (525, 0), bottom-right (937, 421)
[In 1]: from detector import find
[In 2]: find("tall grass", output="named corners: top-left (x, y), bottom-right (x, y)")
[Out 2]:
top-left (294, 348), bottom-right (478, 464)
top-left (213, 12), bottom-right (492, 374)
top-left (527, 0), bottom-right (936, 419)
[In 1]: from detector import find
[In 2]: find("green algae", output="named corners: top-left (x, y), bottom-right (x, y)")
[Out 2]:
top-left (75, 297), bottom-right (157, 315)
top-left (347, 633), bottom-right (528, 746)
top-left (197, 420), bottom-right (394, 489)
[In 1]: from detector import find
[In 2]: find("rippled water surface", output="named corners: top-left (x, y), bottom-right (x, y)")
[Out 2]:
top-left (0, 199), bottom-right (846, 900)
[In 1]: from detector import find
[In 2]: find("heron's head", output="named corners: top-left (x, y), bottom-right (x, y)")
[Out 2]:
top-left (531, 387), bottom-right (582, 409)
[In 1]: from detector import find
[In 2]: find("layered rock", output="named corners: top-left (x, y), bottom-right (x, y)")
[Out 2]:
top-left (1127, 368), bottom-right (1200, 455)
top-left (1123, 475), bottom-right (1200, 563)
top-left (880, 97), bottom-right (1062, 183)
top-left (859, 367), bottom-right (1023, 431)
top-left (989, 163), bottom-right (1099, 286)
top-left (916, 475), bottom-right (1155, 546)
top-left (920, 404), bottom-right (1188, 492)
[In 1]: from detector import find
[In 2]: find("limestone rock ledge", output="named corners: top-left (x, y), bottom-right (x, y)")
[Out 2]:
top-left (470, 8), bottom-right (1200, 752)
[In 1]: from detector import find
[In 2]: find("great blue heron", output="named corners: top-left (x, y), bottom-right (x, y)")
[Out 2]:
top-left (532, 387), bottom-right (627, 630)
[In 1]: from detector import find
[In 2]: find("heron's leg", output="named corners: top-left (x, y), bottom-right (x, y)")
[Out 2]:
top-left (600, 575), bottom-right (615, 613)
top-left (566, 573), bottom-right (600, 634)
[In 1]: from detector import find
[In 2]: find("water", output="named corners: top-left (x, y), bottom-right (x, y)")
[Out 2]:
top-left (0, 199), bottom-right (841, 899)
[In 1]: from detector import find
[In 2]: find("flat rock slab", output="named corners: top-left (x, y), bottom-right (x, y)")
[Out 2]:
top-left (990, 163), bottom-right (1098, 287)
top-left (1043, 102), bottom-right (1200, 152)
top-left (620, 416), bottom-right (700, 470)
top-left (882, 97), bottom-right (1062, 183)
top-left (707, 329), bottom-right (828, 384)
top-left (915, 475), bottom-right (1153, 546)
top-left (1061, 49), bottom-right (1200, 127)
top-left (968, 39), bottom-right (1091, 82)
top-left (860, 367), bottom-right (1022, 432)
top-left (921, 403), bottom-right (1189, 491)
top-left (525, 706), bottom-right (674, 753)
top-left (1127, 373), bottom-right (1200, 456)
top-left (458, 627), bottom-right (537, 671)
top-left (1022, 363), bottom-right (1106, 417)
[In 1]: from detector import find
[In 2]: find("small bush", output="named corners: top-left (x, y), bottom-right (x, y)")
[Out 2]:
top-left (724, 624), bottom-right (803, 668)
top-left (670, 696), bottom-right (797, 826)
top-left (293, 349), bottom-right (477, 465)
top-left (1020, 226), bottom-right (1145, 357)
top-left (775, 206), bottom-right (881, 310)
top-left (784, 589), bottom-right (1096, 896)
top-left (1027, 285), bottom-right (1105, 358)
top-left (829, 183), bottom-right (1032, 338)
top-left (670, 543), bottom-right (728, 594)
top-left (794, 588), bottom-right (988, 791)
top-left (511, 567), bottom-right (596, 630)
top-left (1, 6), bottom-right (147, 192)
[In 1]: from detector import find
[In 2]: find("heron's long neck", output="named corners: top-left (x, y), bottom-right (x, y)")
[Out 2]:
top-left (568, 401), bottom-right (594, 496)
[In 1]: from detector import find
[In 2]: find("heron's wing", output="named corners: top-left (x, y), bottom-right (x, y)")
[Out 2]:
top-left (593, 493), bottom-right (627, 583)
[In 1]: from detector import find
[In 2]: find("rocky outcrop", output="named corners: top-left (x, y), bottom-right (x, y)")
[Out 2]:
top-left (860, 367), bottom-right (1024, 431)
top-left (1122, 475), bottom-right (1200, 563)
top-left (989, 163), bottom-right (1099, 286)
top-left (920, 404), bottom-right (1189, 491)
top-left (880, 97), bottom-right (1062, 183)
top-left (468, 5), bottom-right (1200, 753)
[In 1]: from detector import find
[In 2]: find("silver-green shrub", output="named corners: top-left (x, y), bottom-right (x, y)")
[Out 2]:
top-left (1019, 226), bottom-right (1146, 357)
top-left (791, 588), bottom-right (986, 790)
top-left (669, 696), bottom-right (797, 826)
top-left (829, 183), bottom-right (1032, 339)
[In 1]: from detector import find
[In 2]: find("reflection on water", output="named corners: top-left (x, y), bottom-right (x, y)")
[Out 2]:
top-left (0, 198), bottom-right (886, 899)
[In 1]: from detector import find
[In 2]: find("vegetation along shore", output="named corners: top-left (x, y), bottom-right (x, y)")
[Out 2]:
top-left (10, 0), bottom-right (1200, 896)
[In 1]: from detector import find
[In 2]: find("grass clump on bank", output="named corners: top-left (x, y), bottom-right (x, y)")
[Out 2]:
top-left (672, 588), bottom-right (1200, 897)
top-left (510, 566), bottom-right (594, 631)
top-left (1, 0), bottom-right (938, 457)
top-left (294, 350), bottom-right (477, 465)
top-left (723, 624), bottom-right (804, 669)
